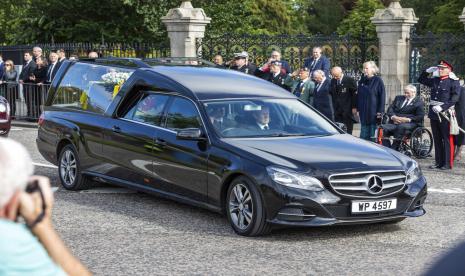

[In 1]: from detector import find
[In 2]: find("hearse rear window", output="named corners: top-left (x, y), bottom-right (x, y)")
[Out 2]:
top-left (52, 63), bottom-right (134, 114)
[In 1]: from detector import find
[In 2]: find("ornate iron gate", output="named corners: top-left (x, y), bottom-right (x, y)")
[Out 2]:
top-left (198, 33), bottom-right (379, 80)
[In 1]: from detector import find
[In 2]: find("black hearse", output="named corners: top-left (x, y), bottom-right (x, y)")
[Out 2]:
top-left (37, 58), bottom-right (427, 236)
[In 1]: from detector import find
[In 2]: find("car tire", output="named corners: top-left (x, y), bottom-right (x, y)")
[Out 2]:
top-left (226, 176), bottom-right (271, 236)
top-left (58, 144), bottom-right (91, 190)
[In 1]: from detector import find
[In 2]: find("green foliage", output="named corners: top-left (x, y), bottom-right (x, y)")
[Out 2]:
top-left (425, 0), bottom-right (465, 34)
top-left (401, 0), bottom-right (450, 34)
top-left (306, 0), bottom-right (346, 35)
top-left (336, 0), bottom-right (384, 38)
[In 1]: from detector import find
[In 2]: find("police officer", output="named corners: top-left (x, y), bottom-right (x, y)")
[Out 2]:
top-left (418, 60), bottom-right (460, 170)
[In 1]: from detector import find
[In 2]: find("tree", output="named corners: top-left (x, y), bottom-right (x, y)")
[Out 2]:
top-left (336, 0), bottom-right (384, 38)
top-left (425, 0), bottom-right (465, 34)
top-left (306, 0), bottom-right (346, 35)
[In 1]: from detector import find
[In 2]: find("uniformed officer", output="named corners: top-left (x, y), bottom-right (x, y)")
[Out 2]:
top-left (261, 61), bottom-right (288, 89)
top-left (418, 60), bottom-right (460, 170)
top-left (230, 51), bottom-right (257, 75)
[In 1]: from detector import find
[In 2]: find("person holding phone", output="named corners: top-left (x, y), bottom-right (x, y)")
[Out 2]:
top-left (0, 138), bottom-right (91, 276)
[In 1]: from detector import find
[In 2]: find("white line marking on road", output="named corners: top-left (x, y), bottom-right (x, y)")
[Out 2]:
top-left (10, 128), bottom-right (23, 131)
top-left (429, 188), bottom-right (465, 194)
top-left (32, 162), bottom-right (57, 169)
top-left (79, 187), bottom-right (137, 194)
top-left (52, 187), bottom-right (59, 192)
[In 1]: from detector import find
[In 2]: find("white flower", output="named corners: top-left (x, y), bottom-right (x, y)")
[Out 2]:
top-left (101, 71), bottom-right (132, 84)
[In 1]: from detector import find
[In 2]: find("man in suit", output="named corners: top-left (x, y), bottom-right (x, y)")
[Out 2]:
top-left (32, 46), bottom-right (43, 63)
top-left (303, 47), bottom-right (331, 78)
top-left (45, 52), bottom-right (60, 84)
top-left (207, 105), bottom-right (235, 132)
top-left (382, 84), bottom-right (425, 150)
top-left (249, 105), bottom-right (272, 131)
top-left (284, 67), bottom-right (315, 105)
top-left (330, 66), bottom-right (358, 134)
top-left (19, 52), bottom-right (37, 118)
top-left (312, 70), bottom-right (334, 121)
top-left (57, 48), bottom-right (67, 64)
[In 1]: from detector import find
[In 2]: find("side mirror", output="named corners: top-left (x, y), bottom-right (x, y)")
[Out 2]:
top-left (176, 128), bottom-right (206, 141)
top-left (335, 122), bottom-right (347, 133)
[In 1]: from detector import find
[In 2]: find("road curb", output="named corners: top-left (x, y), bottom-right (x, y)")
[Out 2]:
top-left (11, 120), bottom-right (38, 129)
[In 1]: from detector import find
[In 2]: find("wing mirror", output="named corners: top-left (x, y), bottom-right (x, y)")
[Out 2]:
top-left (176, 128), bottom-right (206, 141)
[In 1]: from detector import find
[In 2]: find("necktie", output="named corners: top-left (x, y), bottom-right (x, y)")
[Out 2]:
top-left (311, 59), bottom-right (318, 70)
top-left (401, 99), bottom-right (410, 108)
top-left (316, 83), bottom-right (321, 92)
top-left (47, 63), bottom-right (55, 82)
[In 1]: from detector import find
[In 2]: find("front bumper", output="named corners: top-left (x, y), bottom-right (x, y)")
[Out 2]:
top-left (264, 176), bottom-right (427, 227)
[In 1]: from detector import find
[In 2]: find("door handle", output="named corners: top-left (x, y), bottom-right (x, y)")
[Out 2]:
top-left (112, 126), bottom-right (121, 133)
top-left (155, 138), bottom-right (167, 147)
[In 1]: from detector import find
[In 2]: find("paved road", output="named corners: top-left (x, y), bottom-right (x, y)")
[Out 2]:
top-left (8, 126), bottom-right (465, 275)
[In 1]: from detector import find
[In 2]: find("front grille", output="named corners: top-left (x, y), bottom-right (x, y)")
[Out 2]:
top-left (328, 170), bottom-right (406, 198)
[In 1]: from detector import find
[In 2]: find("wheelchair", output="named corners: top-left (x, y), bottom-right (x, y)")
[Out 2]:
top-left (374, 114), bottom-right (433, 159)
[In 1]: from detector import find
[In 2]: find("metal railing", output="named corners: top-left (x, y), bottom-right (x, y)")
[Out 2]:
top-left (0, 82), bottom-right (50, 120)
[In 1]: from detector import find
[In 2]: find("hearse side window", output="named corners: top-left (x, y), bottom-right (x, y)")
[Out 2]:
top-left (123, 93), bottom-right (170, 126)
top-left (52, 63), bottom-right (133, 114)
top-left (165, 97), bottom-right (201, 130)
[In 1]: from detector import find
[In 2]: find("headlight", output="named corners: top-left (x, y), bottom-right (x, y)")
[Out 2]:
top-left (266, 166), bottom-right (324, 191)
top-left (405, 161), bottom-right (422, 184)
top-left (0, 103), bottom-right (6, 113)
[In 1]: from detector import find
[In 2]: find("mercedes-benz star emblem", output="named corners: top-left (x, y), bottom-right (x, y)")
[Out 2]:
top-left (366, 175), bottom-right (383, 194)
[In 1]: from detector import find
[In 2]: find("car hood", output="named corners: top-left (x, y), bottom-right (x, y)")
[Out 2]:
top-left (225, 134), bottom-right (405, 173)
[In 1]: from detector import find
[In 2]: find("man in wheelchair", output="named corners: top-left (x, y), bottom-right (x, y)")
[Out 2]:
top-left (381, 85), bottom-right (425, 151)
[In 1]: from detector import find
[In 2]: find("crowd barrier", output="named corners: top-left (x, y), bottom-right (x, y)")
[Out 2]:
top-left (0, 82), bottom-right (50, 120)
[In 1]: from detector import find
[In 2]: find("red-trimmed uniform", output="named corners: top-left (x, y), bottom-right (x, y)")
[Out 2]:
top-left (418, 60), bottom-right (460, 169)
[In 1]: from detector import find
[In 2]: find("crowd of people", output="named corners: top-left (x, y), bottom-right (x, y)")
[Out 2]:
top-left (0, 47), bottom-right (94, 119)
top-left (212, 48), bottom-right (465, 169)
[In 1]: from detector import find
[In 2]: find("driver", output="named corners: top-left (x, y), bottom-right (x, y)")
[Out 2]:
top-left (251, 106), bottom-right (272, 130)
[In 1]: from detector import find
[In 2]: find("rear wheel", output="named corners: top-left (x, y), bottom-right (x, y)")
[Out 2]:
top-left (226, 176), bottom-right (270, 236)
top-left (410, 127), bottom-right (433, 158)
top-left (58, 144), bottom-right (91, 190)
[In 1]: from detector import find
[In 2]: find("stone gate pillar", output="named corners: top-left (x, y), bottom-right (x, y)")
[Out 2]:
top-left (161, 1), bottom-right (211, 58)
top-left (371, 0), bottom-right (418, 103)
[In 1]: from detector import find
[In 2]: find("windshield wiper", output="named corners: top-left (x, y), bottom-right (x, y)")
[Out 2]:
top-left (268, 132), bottom-right (308, 137)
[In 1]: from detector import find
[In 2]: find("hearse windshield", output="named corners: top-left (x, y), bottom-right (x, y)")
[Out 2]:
top-left (204, 98), bottom-right (340, 138)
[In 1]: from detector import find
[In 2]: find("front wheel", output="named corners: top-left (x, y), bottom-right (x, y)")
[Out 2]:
top-left (226, 176), bottom-right (270, 236)
top-left (58, 144), bottom-right (91, 190)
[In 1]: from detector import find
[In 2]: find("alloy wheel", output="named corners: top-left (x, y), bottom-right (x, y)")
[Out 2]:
top-left (228, 183), bottom-right (254, 230)
top-left (60, 149), bottom-right (77, 187)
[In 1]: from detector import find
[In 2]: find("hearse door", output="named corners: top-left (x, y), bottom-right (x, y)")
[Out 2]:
top-left (152, 95), bottom-right (209, 202)
top-left (102, 92), bottom-right (171, 189)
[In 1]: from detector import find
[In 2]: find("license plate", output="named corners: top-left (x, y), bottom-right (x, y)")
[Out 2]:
top-left (351, 198), bottom-right (397, 213)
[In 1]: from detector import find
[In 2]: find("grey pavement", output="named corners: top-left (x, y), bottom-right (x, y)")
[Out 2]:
top-left (8, 127), bottom-right (465, 276)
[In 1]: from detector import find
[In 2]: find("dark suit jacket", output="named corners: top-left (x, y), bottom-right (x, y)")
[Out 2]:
top-left (357, 75), bottom-right (385, 124)
top-left (45, 62), bottom-right (61, 83)
top-left (262, 72), bottom-right (288, 89)
top-left (313, 79), bottom-right (334, 121)
top-left (19, 60), bottom-right (37, 83)
top-left (331, 75), bottom-right (357, 114)
top-left (386, 95), bottom-right (425, 124)
top-left (303, 55), bottom-right (330, 77)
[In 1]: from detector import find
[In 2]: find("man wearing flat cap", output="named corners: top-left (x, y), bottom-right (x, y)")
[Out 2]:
top-left (418, 60), bottom-right (460, 170)
top-left (230, 51), bottom-right (257, 75)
